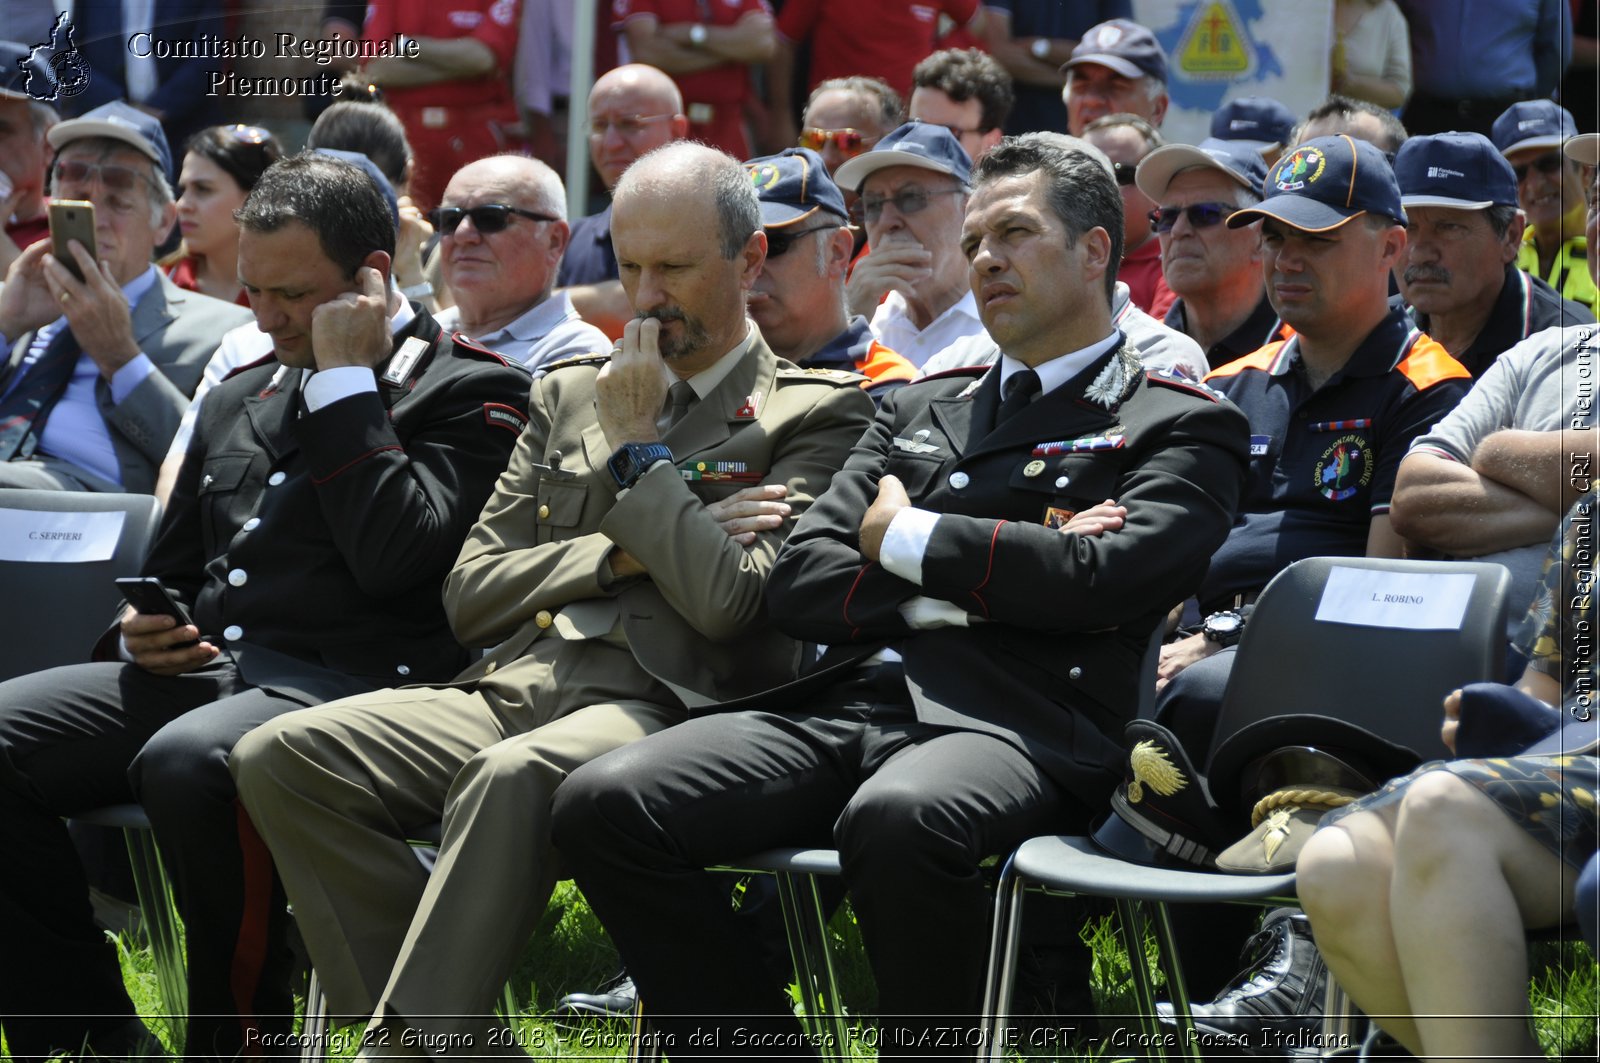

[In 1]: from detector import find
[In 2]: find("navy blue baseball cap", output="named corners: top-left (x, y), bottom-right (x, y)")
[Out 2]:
top-left (1136, 137), bottom-right (1268, 200)
top-left (1394, 132), bottom-right (1519, 210)
top-left (1210, 96), bottom-right (1296, 153)
top-left (1063, 19), bottom-right (1168, 85)
top-left (832, 121), bottom-right (972, 194)
top-left (1228, 134), bottom-right (1406, 231)
top-left (745, 147), bottom-right (849, 228)
top-left (48, 99), bottom-right (173, 184)
top-left (1491, 99), bottom-right (1578, 157)
top-left (1, 40), bottom-right (33, 101)
top-left (313, 148), bottom-right (400, 226)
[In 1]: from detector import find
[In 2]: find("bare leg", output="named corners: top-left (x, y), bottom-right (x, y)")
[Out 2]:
top-left (1389, 770), bottom-right (1576, 1063)
top-left (1298, 804), bottom-right (1425, 1052)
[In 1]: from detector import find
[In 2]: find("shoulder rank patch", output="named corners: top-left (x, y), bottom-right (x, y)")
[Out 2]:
top-left (733, 389), bottom-right (764, 420)
top-left (1147, 368), bottom-right (1228, 403)
top-left (542, 352), bottom-right (611, 373)
top-left (482, 403), bottom-right (528, 435)
top-left (776, 366), bottom-right (866, 387)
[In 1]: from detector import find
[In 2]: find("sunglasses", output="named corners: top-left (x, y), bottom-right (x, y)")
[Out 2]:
top-left (856, 186), bottom-right (964, 224)
top-left (428, 204), bottom-right (559, 235)
top-left (1511, 152), bottom-right (1566, 183)
top-left (54, 159), bottom-right (157, 214)
top-left (798, 128), bottom-right (880, 158)
top-left (765, 225), bottom-right (835, 258)
top-left (1110, 162), bottom-right (1140, 188)
top-left (1149, 201), bottom-right (1233, 233)
top-left (588, 113), bottom-right (673, 140)
top-left (226, 124), bottom-right (273, 145)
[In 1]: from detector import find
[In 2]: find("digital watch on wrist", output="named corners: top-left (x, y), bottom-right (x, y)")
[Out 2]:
top-left (608, 442), bottom-right (673, 489)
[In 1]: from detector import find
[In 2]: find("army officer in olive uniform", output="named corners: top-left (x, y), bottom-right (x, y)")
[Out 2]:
top-left (0, 152), bottom-right (533, 1062)
top-left (551, 133), bottom-right (1252, 1058)
top-left (231, 142), bottom-right (875, 1052)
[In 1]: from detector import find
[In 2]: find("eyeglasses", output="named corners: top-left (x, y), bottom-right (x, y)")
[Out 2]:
top-left (54, 158), bottom-right (157, 215)
top-left (798, 127), bottom-right (881, 158)
top-left (587, 113), bottom-right (673, 140)
top-left (428, 204), bottom-right (559, 235)
top-left (1149, 201), bottom-right (1233, 233)
top-left (1511, 152), bottom-right (1566, 183)
top-left (856, 186), bottom-right (964, 224)
top-left (1110, 162), bottom-right (1140, 187)
top-left (226, 124), bottom-right (272, 145)
top-left (765, 224), bottom-right (835, 258)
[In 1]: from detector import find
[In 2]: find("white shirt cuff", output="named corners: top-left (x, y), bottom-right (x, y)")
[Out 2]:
top-left (303, 366), bottom-right (378, 411)
top-left (897, 595), bottom-right (972, 629)
top-left (878, 505), bottom-right (939, 585)
top-left (108, 354), bottom-right (156, 404)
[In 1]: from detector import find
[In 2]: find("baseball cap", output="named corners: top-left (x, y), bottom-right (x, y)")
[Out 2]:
top-left (744, 147), bottom-right (848, 228)
top-left (1227, 134), bottom-right (1406, 232)
top-left (1136, 137), bottom-right (1268, 200)
top-left (1, 40), bottom-right (33, 100)
top-left (1393, 132), bottom-right (1519, 210)
top-left (1209, 96), bottom-right (1296, 153)
top-left (832, 121), bottom-right (972, 195)
top-left (1490, 99), bottom-right (1578, 157)
top-left (312, 148), bottom-right (400, 226)
top-left (48, 100), bottom-right (173, 183)
top-left (1062, 19), bottom-right (1168, 85)
top-left (1565, 132), bottom-right (1600, 167)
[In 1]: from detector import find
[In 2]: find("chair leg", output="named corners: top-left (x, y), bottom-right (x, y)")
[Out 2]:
top-left (122, 824), bottom-right (186, 1055)
top-left (300, 967), bottom-right (329, 1063)
top-left (979, 857), bottom-right (1026, 1063)
top-left (793, 871), bottom-right (849, 1060)
top-left (1147, 901), bottom-right (1203, 1063)
top-left (628, 989), bottom-right (661, 1062)
top-left (1114, 897), bottom-right (1176, 1060)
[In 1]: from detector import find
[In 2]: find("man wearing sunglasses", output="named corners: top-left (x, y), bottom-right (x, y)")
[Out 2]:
top-left (1492, 101), bottom-right (1599, 315)
top-left (430, 155), bottom-right (609, 372)
top-left (746, 147), bottom-right (914, 400)
top-left (838, 122), bottom-right (982, 369)
top-left (0, 101), bottom-right (251, 494)
top-left (232, 143), bottom-right (874, 1054)
top-left (797, 75), bottom-right (904, 178)
top-left (1135, 137), bottom-right (1289, 370)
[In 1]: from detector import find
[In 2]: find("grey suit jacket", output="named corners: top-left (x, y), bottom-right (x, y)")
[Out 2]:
top-left (8, 270), bottom-right (253, 492)
top-left (444, 331), bottom-right (875, 707)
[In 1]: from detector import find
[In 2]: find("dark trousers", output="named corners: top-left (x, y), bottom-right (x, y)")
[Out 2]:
top-left (0, 658), bottom-right (314, 1061)
top-left (551, 665), bottom-right (1084, 1060)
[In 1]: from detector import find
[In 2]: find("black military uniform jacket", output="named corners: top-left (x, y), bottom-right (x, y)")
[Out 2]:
top-left (127, 307), bottom-right (532, 703)
top-left (763, 341), bottom-right (1251, 807)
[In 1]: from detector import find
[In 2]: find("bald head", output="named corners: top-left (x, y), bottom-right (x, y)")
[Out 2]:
top-left (611, 143), bottom-right (765, 372)
top-left (588, 64), bottom-right (690, 190)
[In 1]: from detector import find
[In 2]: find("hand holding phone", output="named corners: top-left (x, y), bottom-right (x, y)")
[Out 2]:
top-left (115, 577), bottom-right (218, 674)
top-left (48, 200), bottom-right (97, 283)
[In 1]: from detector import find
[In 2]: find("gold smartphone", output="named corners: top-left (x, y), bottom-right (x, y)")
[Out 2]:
top-left (48, 199), bottom-right (97, 282)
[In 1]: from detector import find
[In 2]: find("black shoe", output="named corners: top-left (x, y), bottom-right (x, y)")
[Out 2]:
top-left (557, 972), bottom-right (638, 1018)
top-left (1156, 908), bottom-right (1326, 1052)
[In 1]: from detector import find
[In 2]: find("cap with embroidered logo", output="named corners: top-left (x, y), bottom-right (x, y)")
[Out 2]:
top-left (47, 99), bottom-right (173, 183)
top-left (1394, 132), bottom-right (1519, 210)
top-left (1209, 96), bottom-right (1296, 154)
top-left (1227, 134), bottom-right (1406, 232)
top-left (1061, 18), bottom-right (1168, 84)
top-left (1491, 99), bottom-right (1578, 158)
top-left (832, 121), bottom-right (972, 195)
top-left (1136, 137), bottom-right (1268, 201)
top-left (744, 146), bottom-right (849, 228)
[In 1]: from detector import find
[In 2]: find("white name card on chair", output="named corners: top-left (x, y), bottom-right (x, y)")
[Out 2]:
top-left (0, 508), bottom-right (126, 563)
top-left (1314, 566), bottom-right (1475, 630)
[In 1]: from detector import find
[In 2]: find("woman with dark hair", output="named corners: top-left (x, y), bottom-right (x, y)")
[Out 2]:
top-left (163, 123), bottom-right (283, 305)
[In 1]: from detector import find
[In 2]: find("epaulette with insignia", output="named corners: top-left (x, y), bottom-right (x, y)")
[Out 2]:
top-left (220, 352), bottom-right (278, 381)
top-left (450, 331), bottom-right (531, 373)
top-left (542, 352), bottom-right (612, 373)
top-left (776, 366), bottom-right (866, 387)
top-left (1147, 367), bottom-right (1227, 403)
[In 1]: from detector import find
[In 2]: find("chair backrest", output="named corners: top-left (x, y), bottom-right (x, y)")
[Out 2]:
top-left (0, 489), bottom-right (163, 682)
top-left (1208, 556), bottom-right (1512, 770)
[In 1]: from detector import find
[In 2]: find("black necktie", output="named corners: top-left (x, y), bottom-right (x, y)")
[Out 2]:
top-left (996, 368), bottom-right (1041, 423)
top-left (0, 326), bottom-right (81, 462)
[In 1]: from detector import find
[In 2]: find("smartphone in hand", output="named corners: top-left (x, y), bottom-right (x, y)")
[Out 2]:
top-left (114, 577), bottom-right (198, 646)
top-left (48, 200), bottom-right (97, 283)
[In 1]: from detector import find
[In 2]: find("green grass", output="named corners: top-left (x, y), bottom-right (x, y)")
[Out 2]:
top-left (7, 882), bottom-right (1595, 1061)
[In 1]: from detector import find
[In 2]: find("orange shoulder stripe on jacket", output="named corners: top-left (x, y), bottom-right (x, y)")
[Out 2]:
top-left (1395, 334), bottom-right (1471, 389)
top-left (857, 342), bottom-right (916, 386)
top-left (1205, 341), bottom-right (1284, 381)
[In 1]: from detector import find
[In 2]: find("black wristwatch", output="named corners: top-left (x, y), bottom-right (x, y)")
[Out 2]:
top-left (607, 441), bottom-right (673, 489)
top-left (1202, 609), bottom-right (1246, 647)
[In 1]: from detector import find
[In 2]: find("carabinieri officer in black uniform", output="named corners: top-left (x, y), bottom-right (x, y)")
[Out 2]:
top-left (0, 153), bottom-right (531, 1062)
top-left (552, 133), bottom-right (1250, 1059)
